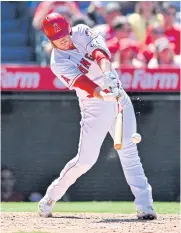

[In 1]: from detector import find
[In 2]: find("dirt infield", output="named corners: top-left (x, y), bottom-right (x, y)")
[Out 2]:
top-left (1, 212), bottom-right (179, 233)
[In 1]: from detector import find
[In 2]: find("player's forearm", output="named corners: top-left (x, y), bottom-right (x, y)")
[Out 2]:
top-left (92, 49), bottom-right (120, 91)
top-left (92, 49), bottom-right (112, 73)
top-left (98, 58), bottom-right (112, 73)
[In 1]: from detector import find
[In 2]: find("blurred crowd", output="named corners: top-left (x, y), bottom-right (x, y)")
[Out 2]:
top-left (30, 1), bottom-right (181, 68)
top-left (1, 165), bottom-right (70, 202)
top-left (1, 166), bottom-right (43, 202)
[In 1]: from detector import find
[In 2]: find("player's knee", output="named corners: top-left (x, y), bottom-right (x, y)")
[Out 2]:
top-left (122, 139), bottom-right (138, 156)
top-left (72, 147), bottom-right (100, 175)
top-left (75, 157), bottom-right (98, 175)
top-left (74, 162), bottom-right (92, 175)
top-left (119, 141), bottom-right (141, 168)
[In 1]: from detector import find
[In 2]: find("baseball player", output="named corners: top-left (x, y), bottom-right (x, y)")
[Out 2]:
top-left (38, 13), bottom-right (157, 220)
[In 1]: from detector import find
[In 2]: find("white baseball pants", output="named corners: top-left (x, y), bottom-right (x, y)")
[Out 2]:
top-left (46, 91), bottom-right (153, 208)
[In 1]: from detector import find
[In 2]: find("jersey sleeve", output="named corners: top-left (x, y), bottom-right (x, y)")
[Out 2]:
top-left (74, 24), bottom-right (111, 59)
top-left (51, 60), bottom-right (82, 90)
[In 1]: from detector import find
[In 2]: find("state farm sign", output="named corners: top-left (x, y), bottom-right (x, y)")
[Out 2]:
top-left (119, 68), bottom-right (180, 91)
top-left (1, 65), bottom-right (180, 92)
top-left (0, 65), bottom-right (67, 91)
top-left (1, 68), bottom-right (40, 89)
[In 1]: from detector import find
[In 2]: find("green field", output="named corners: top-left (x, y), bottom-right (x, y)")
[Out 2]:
top-left (1, 201), bottom-right (180, 214)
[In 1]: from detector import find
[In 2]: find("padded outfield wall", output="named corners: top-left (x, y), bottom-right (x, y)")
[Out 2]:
top-left (1, 92), bottom-right (180, 201)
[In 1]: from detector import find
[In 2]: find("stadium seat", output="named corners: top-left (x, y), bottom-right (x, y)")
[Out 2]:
top-left (1, 33), bottom-right (28, 47)
top-left (1, 20), bottom-right (20, 32)
top-left (1, 2), bottom-right (35, 62)
top-left (2, 47), bottom-right (33, 62)
top-left (1, 2), bottom-right (17, 19)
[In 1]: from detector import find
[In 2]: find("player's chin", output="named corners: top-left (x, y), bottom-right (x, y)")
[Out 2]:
top-left (61, 46), bottom-right (70, 51)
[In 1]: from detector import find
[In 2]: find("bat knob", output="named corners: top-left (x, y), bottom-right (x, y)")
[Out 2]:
top-left (114, 144), bottom-right (123, 150)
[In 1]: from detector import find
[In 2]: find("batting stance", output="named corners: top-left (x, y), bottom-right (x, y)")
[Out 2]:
top-left (38, 13), bottom-right (157, 220)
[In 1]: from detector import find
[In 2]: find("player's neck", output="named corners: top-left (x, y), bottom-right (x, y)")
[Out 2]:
top-left (69, 42), bottom-right (76, 50)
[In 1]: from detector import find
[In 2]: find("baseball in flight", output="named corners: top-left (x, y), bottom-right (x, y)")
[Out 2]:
top-left (131, 133), bottom-right (142, 144)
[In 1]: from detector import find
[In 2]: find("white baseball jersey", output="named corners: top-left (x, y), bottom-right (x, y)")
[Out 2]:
top-left (44, 26), bottom-right (153, 211)
top-left (50, 24), bottom-right (121, 99)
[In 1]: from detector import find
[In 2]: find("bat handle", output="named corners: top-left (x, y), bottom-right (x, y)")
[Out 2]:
top-left (114, 111), bottom-right (123, 150)
top-left (117, 98), bottom-right (123, 113)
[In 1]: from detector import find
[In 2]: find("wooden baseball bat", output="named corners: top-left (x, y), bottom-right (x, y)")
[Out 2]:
top-left (114, 104), bottom-right (123, 150)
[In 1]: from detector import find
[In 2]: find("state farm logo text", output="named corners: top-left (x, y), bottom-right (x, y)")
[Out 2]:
top-left (120, 69), bottom-right (179, 90)
top-left (1, 68), bottom-right (40, 89)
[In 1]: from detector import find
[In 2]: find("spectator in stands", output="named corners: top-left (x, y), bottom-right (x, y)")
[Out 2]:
top-left (106, 16), bottom-right (135, 56)
top-left (71, 15), bottom-right (94, 28)
top-left (161, 2), bottom-right (180, 55)
top-left (87, 1), bottom-right (107, 26)
top-left (32, 1), bottom-right (82, 65)
top-left (76, 1), bottom-right (91, 15)
top-left (118, 1), bottom-right (137, 15)
top-left (148, 38), bottom-right (180, 68)
top-left (93, 2), bottom-right (122, 40)
top-left (112, 38), bottom-right (144, 69)
top-left (145, 23), bottom-right (165, 45)
top-left (143, 24), bottom-right (166, 64)
top-left (145, 3), bottom-right (180, 56)
top-left (29, 192), bottom-right (43, 202)
top-left (167, 1), bottom-right (180, 12)
top-left (1, 166), bottom-right (25, 202)
top-left (112, 16), bottom-right (134, 41)
top-left (128, 1), bottom-right (163, 43)
top-left (32, 1), bottom-right (81, 30)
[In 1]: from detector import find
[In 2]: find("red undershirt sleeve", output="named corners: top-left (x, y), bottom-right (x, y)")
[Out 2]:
top-left (92, 49), bottom-right (111, 65)
top-left (73, 75), bottom-right (110, 97)
top-left (73, 75), bottom-right (99, 97)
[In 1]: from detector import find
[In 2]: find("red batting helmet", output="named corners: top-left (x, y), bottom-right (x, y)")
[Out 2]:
top-left (42, 13), bottom-right (71, 41)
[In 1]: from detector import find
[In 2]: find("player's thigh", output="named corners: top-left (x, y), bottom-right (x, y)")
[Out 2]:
top-left (78, 99), bottom-right (115, 164)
